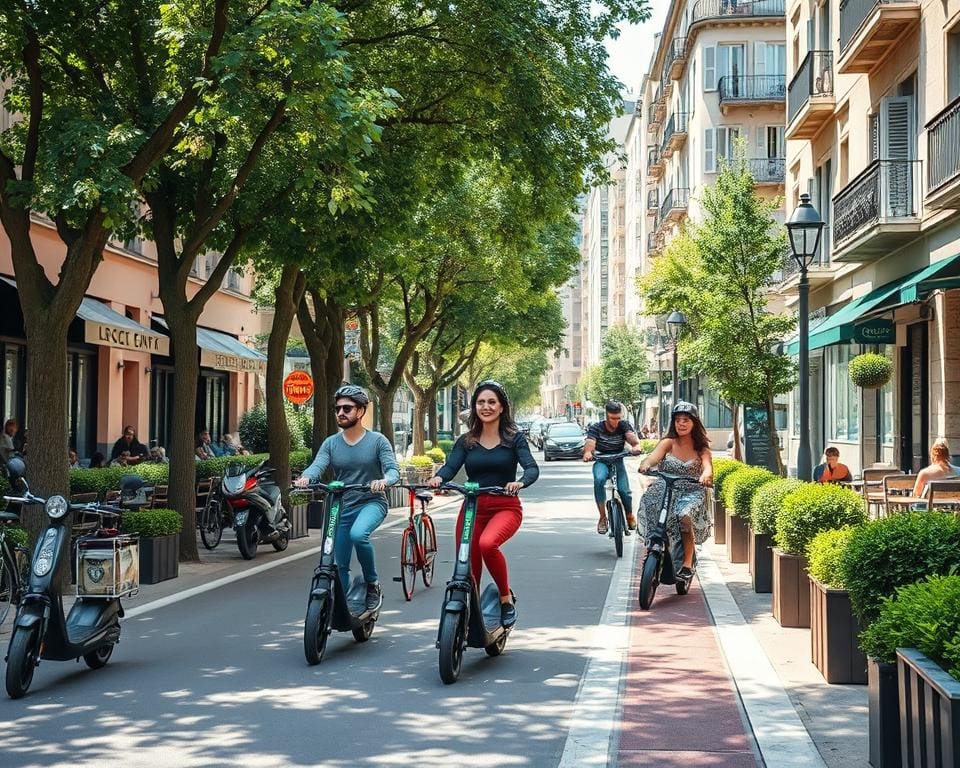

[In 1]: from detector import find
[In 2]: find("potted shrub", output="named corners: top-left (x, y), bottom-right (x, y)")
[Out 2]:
top-left (807, 527), bottom-right (866, 684)
top-left (840, 511), bottom-right (960, 767)
top-left (438, 439), bottom-right (455, 455)
top-left (848, 352), bottom-right (894, 389)
top-left (408, 455), bottom-right (435, 483)
top-left (425, 447), bottom-right (446, 471)
top-left (710, 458), bottom-right (743, 546)
top-left (749, 478), bottom-right (801, 593)
top-left (120, 508), bottom-right (182, 584)
top-left (288, 491), bottom-right (310, 539)
top-left (772, 483), bottom-right (865, 628)
top-left (723, 466), bottom-right (775, 564)
top-left (860, 575), bottom-right (960, 766)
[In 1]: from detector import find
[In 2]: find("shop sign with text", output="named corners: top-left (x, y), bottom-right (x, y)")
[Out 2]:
top-left (200, 349), bottom-right (266, 374)
top-left (86, 322), bottom-right (170, 355)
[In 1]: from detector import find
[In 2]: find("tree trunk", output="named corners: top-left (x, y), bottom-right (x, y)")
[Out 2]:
top-left (375, 386), bottom-right (397, 447)
top-left (428, 390), bottom-right (438, 444)
top-left (298, 292), bottom-right (344, 449)
top-left (730, 402), bottom-right (742, 462)
top-left (410, 387), bottom-right (428, 455)
top-left (266, 266), bottom-right (306, 507)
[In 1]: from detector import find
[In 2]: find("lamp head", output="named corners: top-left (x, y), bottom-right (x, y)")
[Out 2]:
top-left (786, 193), bottom-right (825, 270)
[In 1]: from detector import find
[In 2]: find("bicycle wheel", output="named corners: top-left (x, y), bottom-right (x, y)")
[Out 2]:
top-left (638, 551), bottom-right (661, 610)
top-left (0, 547), bottom-right (14, 626)
top-left (438, 610), bottom-right (466, 685)
top-left (304, 595), bottom-right (332, 666)
top-left (607, 499), bottom-right (624, 558)
top-left (400, 528), bottom-right (417, 601)
top-left (419, 515), bottom-right (437, 588)
top-left (200, 499), bottom-right (224, 550)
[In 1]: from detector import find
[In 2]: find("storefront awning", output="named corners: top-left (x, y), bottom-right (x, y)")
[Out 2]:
top-left (785, 254), bottom-right (960, 355)
top-left (0, 276), bottom-right (170, 355)
top-left (155, 318), bottom-right (267, 374)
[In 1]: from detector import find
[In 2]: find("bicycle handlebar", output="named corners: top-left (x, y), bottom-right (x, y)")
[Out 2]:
top-left (437, 482), bottom-right (510, 496)
top-left (290, 482), bottom-right (371, 493)
top-left (592, 451), bottom-right (634, 462)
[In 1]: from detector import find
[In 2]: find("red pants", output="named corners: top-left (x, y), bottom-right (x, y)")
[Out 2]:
top-left (454, 495), bottom-right (523, 598)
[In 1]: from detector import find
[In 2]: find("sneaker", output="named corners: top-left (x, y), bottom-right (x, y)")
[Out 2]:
top-left (365, 582), bottom-right (382, 612)
top-left (677, 566), bottom-right (694, 581)
top-left (625, 513), bottom-right (637, 531)
top-left (500, 601), bottom-right (517, 628)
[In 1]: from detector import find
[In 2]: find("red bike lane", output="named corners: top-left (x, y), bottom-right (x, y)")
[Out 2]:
top-left (616, 546), bottom-right (759, 767)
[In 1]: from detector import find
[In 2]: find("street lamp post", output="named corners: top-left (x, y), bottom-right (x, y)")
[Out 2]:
top-left (786, 193), bottom-right (825, 481)
top-left (666, 310), bottom-right (686, 411)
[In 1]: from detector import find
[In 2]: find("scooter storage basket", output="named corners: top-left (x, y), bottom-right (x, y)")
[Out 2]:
top-left (76, 534), bottom-right (140, 598)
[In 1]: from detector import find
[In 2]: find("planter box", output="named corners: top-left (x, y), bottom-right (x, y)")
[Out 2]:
top-left (725, 512), bottom-right (749, 563)
top-left (749, 528), bottom-right (773, 593)
top-left (870, 658), bottom-right (902, 768)
top-left (809, 577), bottom-right (867, 684)
top-left (713, 493), bottom-right (727, 545)
top-left (772, 549), bottom-right (810, 628)
top-left (289, 503), bottom-right (309, 539)
top-left (139, 534), bottom-right (178, 585)
top-left (307, 499), bottom-right (326, 529)
top-left (897, 648), bottom-right (960, 767)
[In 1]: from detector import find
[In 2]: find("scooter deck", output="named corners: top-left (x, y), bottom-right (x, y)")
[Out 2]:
top-left (332, 576), bottom-right (380, 631)
top-left (465, 583), bottom-right (514, 649)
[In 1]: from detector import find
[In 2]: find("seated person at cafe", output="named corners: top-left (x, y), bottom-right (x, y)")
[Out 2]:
top-left (912, 439), bottom-right (959, 499)
top-left (110, 425), bottom-right (149, 466)
top-left (813, 447), bottom-right (852, 484)
top-left (149, 446), bottom-right (169, 464)
top-left (195, 429), bottom-right (218, 460)
top-left (68, 448), bottom-right (81, 470)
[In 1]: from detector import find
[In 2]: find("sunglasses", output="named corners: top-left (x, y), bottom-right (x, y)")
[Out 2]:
top-left (334, 404), bottom-right (356, 414)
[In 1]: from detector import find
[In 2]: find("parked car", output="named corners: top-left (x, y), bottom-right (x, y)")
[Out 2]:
top-left (528, 419), bottom-right (547, 448)
top-left (516, 420), bottom-right (533, 436)
top-left (543, 422), bottom-right (586, 461)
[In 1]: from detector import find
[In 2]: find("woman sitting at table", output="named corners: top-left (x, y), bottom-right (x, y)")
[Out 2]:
top-left (913, 439), bottom-right (959, 499)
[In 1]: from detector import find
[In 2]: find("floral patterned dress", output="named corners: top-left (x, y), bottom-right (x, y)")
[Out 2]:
top-left (640, 453), bottom-right (712, 545)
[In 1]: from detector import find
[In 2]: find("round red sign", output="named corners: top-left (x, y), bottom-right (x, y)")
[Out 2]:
top-left (283, 370), bottom-right (314, 405)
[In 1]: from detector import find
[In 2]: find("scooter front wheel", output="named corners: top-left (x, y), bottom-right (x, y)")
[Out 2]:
top-left (438, 611), bottom-right (466, 684)
top-left (6, 625), bottom-right (39, 699)
top-left (638, 551), bottom-right (661, 610)
top-left (304, 595), bottom-right (331, 666)
top-left (83, 642), bottom-right (114, 669)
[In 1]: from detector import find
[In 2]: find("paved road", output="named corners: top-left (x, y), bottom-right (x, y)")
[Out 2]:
top-left (0, 456), bottom-right (628, 768)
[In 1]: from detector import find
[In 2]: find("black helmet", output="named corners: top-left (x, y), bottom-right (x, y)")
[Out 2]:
top-left (474, 379), bottom-right (510, 407)
top-left (672, 400), bottom-right (699, 418)
top-left (334, 384), bottom-right (370, 407)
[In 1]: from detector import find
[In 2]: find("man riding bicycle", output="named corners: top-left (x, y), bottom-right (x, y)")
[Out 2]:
top-left (295, 385), bottom-right (399, 611)
top-left (582, 400), bottom-right (643, 535)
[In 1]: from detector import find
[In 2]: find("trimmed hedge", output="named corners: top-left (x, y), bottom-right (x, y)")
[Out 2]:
top-left (438, 439), bottom-right (455, 455)
top-left (859, 574), bottom-right (960, 679)
top-left (712, 458), bottom-right (744, 502)
top-left (774, 483), bottom-right (866, 557)
top-left (406, 455), bottom-right (435, 470)
top-left (120, 508), bottom-right (183, 538)
top-left (723, 466), bottom-right (776, 518)
top-left (238, 401), bottom-right (310, 454)
top-left (425, 447), bottom-right (446, 464)
top-left (749, 478), bottom-right (803, 534)
top-left (807, 526), bottom-right (857, 589)
top-left (639, 438), bottom-right (658, 454)
top-left (841, 511), bottom-right (960, 625)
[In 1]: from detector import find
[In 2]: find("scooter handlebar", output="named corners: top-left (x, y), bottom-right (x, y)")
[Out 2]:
top-left (289, 482), bottom-right (371, 493)
top-left (2, 491), bottom-right (46, 505)
top-left (438, 482), bottom-right (509, 496)
top-left (642, 469), bottom-right (704, 487)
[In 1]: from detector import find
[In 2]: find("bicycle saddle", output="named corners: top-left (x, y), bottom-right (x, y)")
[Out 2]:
top-left (415, 491), bottom-right (433, 503)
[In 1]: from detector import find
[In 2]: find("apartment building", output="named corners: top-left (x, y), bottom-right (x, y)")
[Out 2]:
top-left (540, 262), bottom-right (584, 418)
top-left (635, 0), bottom-right (789, 440)
top-left (783, 0), bottom-right (960, 475)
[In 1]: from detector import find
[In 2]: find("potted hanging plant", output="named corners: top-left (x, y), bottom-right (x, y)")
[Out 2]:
top-left (848, 352), bottom-right (893, 389)
top-left (120, 508), bottom-right (182, 584)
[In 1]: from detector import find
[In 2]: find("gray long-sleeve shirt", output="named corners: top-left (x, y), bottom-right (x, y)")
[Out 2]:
top-left (302, 430), bottom-right (400, 511)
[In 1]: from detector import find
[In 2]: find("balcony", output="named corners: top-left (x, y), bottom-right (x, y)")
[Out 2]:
top-left (717, 75), bottom-right (786, 113)
top-left (786, 51), bottom-right (835, 140)
top-left (748, 157), bottom-right (785, 185)
top-left (647, 146), bottom-right (664, 179)
top-left (660, 112), bottom-right (689, 158)
top-left (690, 0), bottom-right (785, 28)
top-left (666, 37), bottom-right (689, 81)
top-left (659, 187), bottom-right (690, 226)
top-left (776, 249), bottom-right (838, 291)
top-left (926, 97), bottom-right (960, 210)
top-left (832, 159), bottom-right (922, 261)
top-left (647, 102), bottom-right (662, 132)
top-left (646, 189), bottom-right (659, 211)
top-left (838, 0), bottom-right (920, 75)
top-left (647, 231), bottom-right (665, 256)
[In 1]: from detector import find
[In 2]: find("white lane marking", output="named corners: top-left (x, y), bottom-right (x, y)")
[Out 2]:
top-left (697, 547), bottom-right (827, 767)
top-left (556, 536), bottom-right (635, 767)
top-left (125, 497), bottom-right (462, 620)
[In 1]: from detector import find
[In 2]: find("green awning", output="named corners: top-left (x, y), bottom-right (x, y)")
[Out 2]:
top-left (785, 254), bottom-right (960, 355)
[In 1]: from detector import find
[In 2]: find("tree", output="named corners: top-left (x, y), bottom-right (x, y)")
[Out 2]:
top-left (594, 325), bottom-right (649, 410)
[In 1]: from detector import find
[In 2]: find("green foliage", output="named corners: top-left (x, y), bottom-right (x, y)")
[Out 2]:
top-left (425, 448), bottom-right (446, 464)
top-left (6, 526), bottom-right (29, 549)
top-left (0, 473), bottom-right (9, 510)
top-left (438, 440), bottom-right (455, 455)
top-left (841, 512), bottom-right (960, 624)
top-left (289, 491), bottom-right (312, 506)
top-left (774, 483), bottom-right (867, 557)
top-left (807, 527), bottom-right (857, 589)
top-left (120, 508), bottom-right (183, 538)
top-left (848, 353), bottom-right (894, 389)
top-left (712, 458), bottom-right (744, 501)
top-left (468, 343), bottom-right (552, 410)
top-left (591, 325), bottom-right (649, 406)
top-left (639, 439), bottom-right (658, 454)
top-left (239, 402), bottom-right (307, 454)
top-left (289, 450), bottom-right (313, 474)
top-left (723, 466), bottom-right (776, 517)
top-left (859, 574), bottom-right (960, 679)
top-left (750, 478), bottom-right (803, 534)
top-left (423, 441), bottom-right (433, 451)
top-left (408, 455), bottom-right (435, 470)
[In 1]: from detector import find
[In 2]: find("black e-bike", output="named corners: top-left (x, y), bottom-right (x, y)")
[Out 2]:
top-left (592, 451), bottom-right (633, 558)
top-left (436, 481), bottom-right (515, 685)
top-left (300, 481), bottom-right (382, 665)
top-left (3, 457), bottom-right (131, 698)
top-left (637, 469), bottom-right (701, 610)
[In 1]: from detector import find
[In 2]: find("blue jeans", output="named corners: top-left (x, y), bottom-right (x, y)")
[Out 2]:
top-left (335, 501), bottom-right (387, 588)
top-left (593, 459), bottom-right (633, 516)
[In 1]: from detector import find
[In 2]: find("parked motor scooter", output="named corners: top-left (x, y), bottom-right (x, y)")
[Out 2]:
top-left (2, 457), bottom-right (138, 699)
top-left (222, 460), bottom-right (290, 560)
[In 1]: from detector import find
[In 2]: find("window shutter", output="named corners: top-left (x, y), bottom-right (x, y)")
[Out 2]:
top-left (754, 42), bottom-right (767, 76)
top-left (705, 128), bottom-right (715, 173)
top-left (869, 113), bottom-right (880, 161)
top-left (881, 96), bottom-right (915, 217)
top-left (704, 46), bottom-right (716, 90)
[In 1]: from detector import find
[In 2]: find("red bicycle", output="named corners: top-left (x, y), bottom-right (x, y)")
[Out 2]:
top-left (398, 484), bottom-right (438, 601)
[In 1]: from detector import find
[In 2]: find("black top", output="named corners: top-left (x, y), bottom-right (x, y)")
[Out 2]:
top-left (110, 437), bottom-right (149, 463)
top-left (586, 419), bottom-right (636, 454)
top-left (436, 433), bottom-right (539, 488)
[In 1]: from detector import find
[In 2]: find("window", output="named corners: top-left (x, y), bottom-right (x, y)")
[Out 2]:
top-left (877, 346), bottom-right (895, 446)
top-left (705, 44), bottom-right (745, 92)
top-left (704, 127), bottom-right (741, 172)
top-left (754, 42), bottom-right (786, 76)
top-left (949, 27), bottom-right (960, 102)
top-left (703, 388), bottom-right (733, 429)
top-left (827, 345), bottom-right (859, 441)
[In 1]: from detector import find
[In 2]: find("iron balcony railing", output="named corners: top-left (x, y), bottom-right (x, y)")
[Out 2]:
top-left (661, 112), bottom-right (689, 151)
top-left (787, 51), bottom-right (834, 125)
top-left (666, 37), bottom-right (688, 71)
top-left (718, 75), bottom-right (786, 105)
top-left (646, 189), bottom-right (659, 210)
top-left (927, 96), bottom-right (960, 193)
top-left (748, 157), bottom-right (786, 183)
top-left (840, 0), bottom-right (913, 53)
top-left (647, 231), bottom-right (663, 253)
top-left (691, 0), bottom-right (785, 24)
top-left (659, 187), bottom-right (690, 222)
top-left (833, 159), bottom-right (921, 244)
top-left (647, 146), bottom-right (662, 170)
